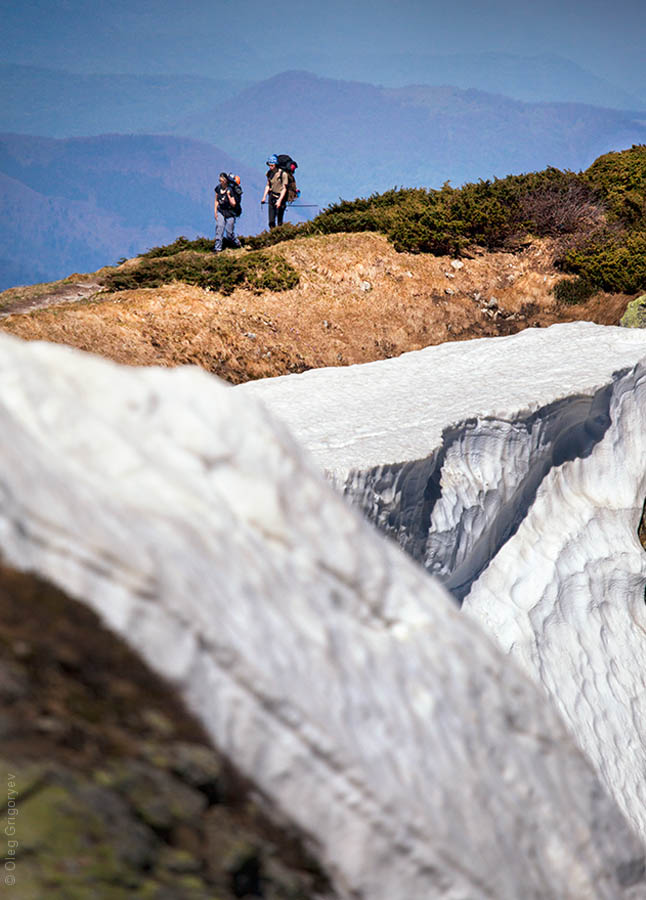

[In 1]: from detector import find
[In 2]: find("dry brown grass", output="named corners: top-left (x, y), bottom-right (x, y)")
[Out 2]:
top-left (0, 233), bottom-right (632, 384)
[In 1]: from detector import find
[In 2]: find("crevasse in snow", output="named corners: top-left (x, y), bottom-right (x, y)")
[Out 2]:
top-left (241, 322), bottom-right (646, 843)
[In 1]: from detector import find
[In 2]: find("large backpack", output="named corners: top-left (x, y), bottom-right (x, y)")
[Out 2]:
top-left (275, 154), bottom-right (300, 203)
top-left (227, 173), bottom-right (243, 216)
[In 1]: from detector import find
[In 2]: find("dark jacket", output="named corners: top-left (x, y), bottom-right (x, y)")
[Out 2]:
top-left (215, 183), bottom-right (237, 218)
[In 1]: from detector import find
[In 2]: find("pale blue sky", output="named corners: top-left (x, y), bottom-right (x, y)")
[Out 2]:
top-left (2, 0), bottom-right (644, 93)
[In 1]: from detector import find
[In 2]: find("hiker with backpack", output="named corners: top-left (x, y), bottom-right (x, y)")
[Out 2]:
top-left (261, 155), bottom-right (289, 229)
top-left (214, 172), bottom-right (242, 252)
top-left (261, 154), bottom-right (299, 229)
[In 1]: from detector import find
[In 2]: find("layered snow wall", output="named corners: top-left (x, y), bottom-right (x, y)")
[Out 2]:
top-left (0, 331), bottom-right (644, 898)
top-left (240, 321), bottom-right (646, 842)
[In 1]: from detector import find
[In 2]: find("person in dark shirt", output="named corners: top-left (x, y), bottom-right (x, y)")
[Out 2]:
top-left (214, 172), bottom-right (241, 252)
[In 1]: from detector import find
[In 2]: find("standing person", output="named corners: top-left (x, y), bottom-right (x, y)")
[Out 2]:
top-left (261, 155), bottom-right (288, 229)
top-left (214, 173), bottom-right (241, 252)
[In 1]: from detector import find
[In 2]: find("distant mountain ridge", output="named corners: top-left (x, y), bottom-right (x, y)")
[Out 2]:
top-left (298, 52), bottom-right (646, 111)
top-left (2, 55), bottom-right (644, 147)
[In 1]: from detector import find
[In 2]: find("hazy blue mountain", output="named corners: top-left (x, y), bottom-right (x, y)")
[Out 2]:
top-left (0, 65), bottom-right (247, 138)
top-left (296, 52), bottom-right (646, 111)
top-left (177, 71), bottom-right (646, 206)
top-left (0, 134), bottom-right (272, 290)
top-left (3, 52), bottom-right (642, 152)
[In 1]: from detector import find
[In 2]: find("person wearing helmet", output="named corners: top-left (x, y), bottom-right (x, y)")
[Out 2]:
top-left (261, 154), bottom-right (289, 229)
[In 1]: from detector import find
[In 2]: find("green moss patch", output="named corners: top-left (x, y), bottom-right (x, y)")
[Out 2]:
top-left (105, 250), bottom-right (299, 295)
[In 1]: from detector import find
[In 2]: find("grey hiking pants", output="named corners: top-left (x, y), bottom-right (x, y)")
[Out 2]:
top-left (214, 212), bottom-right (239, 252)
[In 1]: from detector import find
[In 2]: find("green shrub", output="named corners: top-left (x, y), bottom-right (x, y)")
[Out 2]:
top-left (553, 277), bottom-right (596, 305)
top-left (300, 172), bottom-right (600, 255)
top-left (560, 230), bottom-right (646, 294)
top-left (141, 236), bottom-right (215, 258)
top-left (551, 147), bottom-right (646, 294)
top-left (584, 145), bottom-right (646, 227)
top-left (240, 222), bottom-right (311, 251)
top-left (105, 250), bottom-right (299, 295)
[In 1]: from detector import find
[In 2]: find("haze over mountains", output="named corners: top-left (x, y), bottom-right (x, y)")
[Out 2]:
top-left (3, 61), bottom-right (646, 290)
top-left (4, 0), bottom-right (644, 105)
top-left (286, 52), bottom-right (646, 111)
top-left (3, 53), bottom-right (644, 139)
top-left (0, 65), bottom-right (249, 139)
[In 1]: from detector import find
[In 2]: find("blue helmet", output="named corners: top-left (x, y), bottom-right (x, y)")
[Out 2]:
top-left (266, 154), bottom-right (278, 165)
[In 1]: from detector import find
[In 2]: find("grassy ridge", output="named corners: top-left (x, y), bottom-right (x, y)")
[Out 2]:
top-left (135, 146), bottom-right (646, 300)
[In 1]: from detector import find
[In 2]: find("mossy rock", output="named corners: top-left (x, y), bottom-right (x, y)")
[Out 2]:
top-left (14, 779), bottom-right (153, 897)
top-left (0, 565), bottom-right (331, 900)
top-left (9, 773), bottom-right (220, 899)
top-left (620, 294), bottom-right (646, 328)
top-left (94, 760), bottom-right (207, 831)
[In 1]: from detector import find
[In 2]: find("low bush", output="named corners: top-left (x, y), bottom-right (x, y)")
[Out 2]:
top-left (141, 236), bottom-right (214, 258)
top-left (559, 229), bottom-right (646, 294)
top-left (258, 171), bottom-right (603, 256)
top-left (241, 222), bottom-right (311, 251)
top-left (584, 145), bottom-right (646, 227)
top-left (553, 277), bottom-right (597, 305)
top-left (516, 176), bottom-right (602, 235)
top-left (105, 250), bottom-right (299, 295)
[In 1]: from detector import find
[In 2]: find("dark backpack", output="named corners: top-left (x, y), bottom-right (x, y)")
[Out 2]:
top-left (227, 173), bottom-right (243, 216)
top-left (275, 155), bottom-right (300, 203)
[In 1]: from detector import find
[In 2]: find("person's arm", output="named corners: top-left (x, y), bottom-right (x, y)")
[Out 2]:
top-left (214, 190), bottom-right (219, 218)
top-left (276, 171), bottom-right (288, 207)
top-left (261, 181), bottom-right (269, 204)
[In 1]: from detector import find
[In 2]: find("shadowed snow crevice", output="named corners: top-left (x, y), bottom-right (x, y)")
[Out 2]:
top-left (343, 377), bottom-right (622, 603)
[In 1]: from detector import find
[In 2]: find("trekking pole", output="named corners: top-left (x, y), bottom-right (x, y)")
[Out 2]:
top-left (260, 202), bottom-right (320, 208)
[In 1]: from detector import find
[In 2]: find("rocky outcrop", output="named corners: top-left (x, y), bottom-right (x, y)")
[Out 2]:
top-left (0, 331), bottom-right (643, 898)
top-left (621, 294), bottom-right (646, 328)
top-left (240, 321), bottom-right (646, 844)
